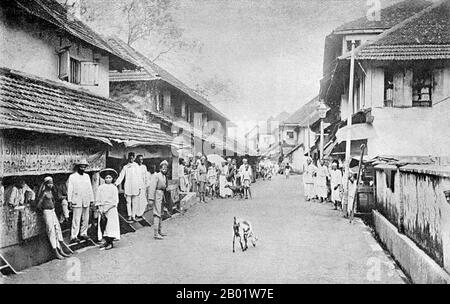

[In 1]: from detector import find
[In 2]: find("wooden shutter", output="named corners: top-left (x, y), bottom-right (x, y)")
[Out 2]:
top-left (80, 62), bottom-right (99, 86)
top-left (59, 50), bottom-right (70, 80)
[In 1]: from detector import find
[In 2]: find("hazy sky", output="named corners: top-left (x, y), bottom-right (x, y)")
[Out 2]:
top-left (148, 0), bottom-right (403, 132)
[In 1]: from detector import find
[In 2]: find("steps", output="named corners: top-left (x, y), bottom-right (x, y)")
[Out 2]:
top-left (0, 253), bottom-right (19, 275)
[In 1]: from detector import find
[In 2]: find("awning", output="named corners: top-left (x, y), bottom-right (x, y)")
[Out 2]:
top-left (336, 123), bottom-right (376, 144)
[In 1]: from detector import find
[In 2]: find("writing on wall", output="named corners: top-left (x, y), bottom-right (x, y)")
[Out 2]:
top-left (0, 135), bottom-right (106, 176)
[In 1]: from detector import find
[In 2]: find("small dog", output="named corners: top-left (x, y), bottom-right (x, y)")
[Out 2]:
top-left (232, 217), bottom-right (258, 252)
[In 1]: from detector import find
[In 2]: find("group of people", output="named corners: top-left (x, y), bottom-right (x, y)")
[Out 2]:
top-left (257, 158), bottom-right (277, 180)
top-left (178, 154), bottom-right (253, 200)
top-left (108, 152), bottom-right (172, 240)
top-left (303, 157), bottom-right (359, 222)
top-left (1, 153), bottom-right (174, 261)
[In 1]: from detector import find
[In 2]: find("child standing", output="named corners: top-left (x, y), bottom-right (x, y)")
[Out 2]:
top-left (241, 163), bottom-right (252, 199)
top-left (197, 156), bottom-right (208, 203)
top-left (207, 164), bottom-right (217, 199)
top-left (96, 169), bottom-right (120, 250)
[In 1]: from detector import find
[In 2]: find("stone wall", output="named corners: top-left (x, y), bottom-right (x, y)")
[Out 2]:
top-left (375, 166), bottom-right (450, 272)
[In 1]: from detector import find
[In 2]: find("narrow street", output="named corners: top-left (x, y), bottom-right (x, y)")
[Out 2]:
top-left (3, 175), bottom-right (407, 284)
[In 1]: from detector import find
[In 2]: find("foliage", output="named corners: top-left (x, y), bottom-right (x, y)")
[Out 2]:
top-left (80, 0), bottom-right (199, 61)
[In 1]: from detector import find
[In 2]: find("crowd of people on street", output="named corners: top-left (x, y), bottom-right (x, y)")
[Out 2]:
top-left (303, 157), bottom-right (359, 222)
top-left (0, 152), bottom-right (177, 261)
top-left (2, 152), bottom-right (356, 263)
top-left (178, 153), bottom-right (254, 200)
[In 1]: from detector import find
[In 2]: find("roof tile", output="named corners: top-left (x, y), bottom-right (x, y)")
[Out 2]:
top-left (0, 68), bottom-right (173, 147)
top-left (283, 96), bottom-right (320, 126)
top-left (334, 0), bottom-right (432, 32)
top-left (106, 37), bottom-right (230, 122)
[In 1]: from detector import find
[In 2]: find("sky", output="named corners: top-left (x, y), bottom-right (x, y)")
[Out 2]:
top-left (139, 0), bottom-right (404, 133)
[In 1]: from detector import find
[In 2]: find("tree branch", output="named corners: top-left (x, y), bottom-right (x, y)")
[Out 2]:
top-left (151, 45), bottom-right (176, 62)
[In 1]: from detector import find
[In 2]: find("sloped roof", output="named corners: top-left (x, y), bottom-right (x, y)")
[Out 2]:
top-left (10, 0), bottom-right (138, 69)
top-left (109, 70), bottom-right (155, 82)
top-left (272, 111), bottom-right (290, 123)
top-left (0, 68), bottom-right (173, 147)
top-left (283, 95), bottom-right (320, 126)
top-left (106, 37), bottom-right (230, 123)
top-left (341, 0), bottom-right (450, 61)
top-left (334, 0), bottom-right (432, 33)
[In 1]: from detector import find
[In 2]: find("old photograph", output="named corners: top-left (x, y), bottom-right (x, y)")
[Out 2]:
top-left (1, 0), bottom-right (450, 287)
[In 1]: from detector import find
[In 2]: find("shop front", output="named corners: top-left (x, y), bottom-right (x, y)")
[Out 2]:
top-left (0, 129), bottom-right (107, 271)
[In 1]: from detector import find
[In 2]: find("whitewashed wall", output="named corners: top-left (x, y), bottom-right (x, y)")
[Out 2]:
top-left (375, 166), bottom-right (450, 272)
top-left (0, 6), bottom-right (110, 97)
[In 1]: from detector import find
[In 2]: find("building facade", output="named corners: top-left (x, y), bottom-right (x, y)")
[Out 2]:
top-left (280, 96), bottom-right (319, 172)
top-left (0, 0), bottom-right (173, 272)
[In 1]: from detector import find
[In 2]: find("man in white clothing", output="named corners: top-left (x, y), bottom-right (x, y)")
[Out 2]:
top-left (303, 157), bottom-right (316, 201)
top-left (67, 158), bottom-right (95, 243)
top-left (115, 152), bottom-right (142, 222)
top-left (135, 155), bottom-right (148, 219)
top-left (329, 161), bottom-right (343, 210)
top-left (239, 158), bottom-right (252, 177)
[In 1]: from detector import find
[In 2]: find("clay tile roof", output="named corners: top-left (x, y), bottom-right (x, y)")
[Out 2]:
top-left (334, 0), bottom-right (432, 33)
top-left (0, 68), bottom-right (173, 147)
top-left (283, 95), bottom-right (320, 127)
top-left (106, 36), bottom-right (230, 122)
top-left (11, 0), bottom-right (138, 69)
top-left (343, 0), bottom-right (450, 60)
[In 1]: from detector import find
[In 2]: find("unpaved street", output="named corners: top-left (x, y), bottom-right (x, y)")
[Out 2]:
top-left (3, 175), bottom-right (406, 284)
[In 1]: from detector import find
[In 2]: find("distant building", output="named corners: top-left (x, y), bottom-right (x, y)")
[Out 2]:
top-left (280, 96), bottom-right (320, 172)
top-left (106, 37), bottom-right (246, 176)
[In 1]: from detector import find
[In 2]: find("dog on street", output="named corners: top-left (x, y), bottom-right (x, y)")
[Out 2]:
top-left (232, 217), bottom-right (258, 252)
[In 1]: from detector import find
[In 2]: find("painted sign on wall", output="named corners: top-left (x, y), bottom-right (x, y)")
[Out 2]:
top-left (0, 134), bottom-right (106, 176)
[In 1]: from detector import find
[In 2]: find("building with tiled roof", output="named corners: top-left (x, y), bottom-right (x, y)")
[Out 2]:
top-left (0, 0), bottom-right (177, 272)
top-left (322, 0), bottom-right (433, 78)
top-left (340, 0), bottom-right (450, 61)
top-left (107, 37), bottom-right (230, 123)
top-left (333, 0), bottom-right (432, 34)
top-left (320, 0), bottom-right (450, 161)
top-left (107, 37), bottom-right (243, 162)
top-left (11, 0), bottom-right (139, 71)
top-left (283, 96), bottom-right (321, 127)
top-left (0, 68), bottom-right (172, 148)
top-left (279, 96), bottom-right (321, 172)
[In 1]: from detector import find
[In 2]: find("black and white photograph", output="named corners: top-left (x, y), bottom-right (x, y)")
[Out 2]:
top-left (1, 0), bottom-right (450, 288)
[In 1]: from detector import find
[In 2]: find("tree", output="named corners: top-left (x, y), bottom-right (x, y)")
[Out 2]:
top-left (80, 0), bottom-right (238, 108)
top-left (80, 0), bottom-right (200, 62)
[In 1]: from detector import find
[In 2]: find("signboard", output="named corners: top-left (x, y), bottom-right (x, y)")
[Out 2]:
top-left (0, 134), bottom-right (106, 176)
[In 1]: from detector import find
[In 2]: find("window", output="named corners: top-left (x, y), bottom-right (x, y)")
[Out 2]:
top-left (58, 50), bottom-right (99, 86)
top-left (181, 101), bottom-right (186, 118)
top-left (185, 104), bottom-right (190, 122)
top-left (69, 58), bottom-right (81, 84)
top-left (385, 169), bottom-right (395, 192)
top-left (412, 68), bottom-right (432, 107)
top-left (384, 70), bottom-right (394, 107)
top-left (156, 94), bottom-right (164, 112)
top-left (346, 40), bottom-right (361, 52)
top-left (286, 131), bottom-right (294, 139)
